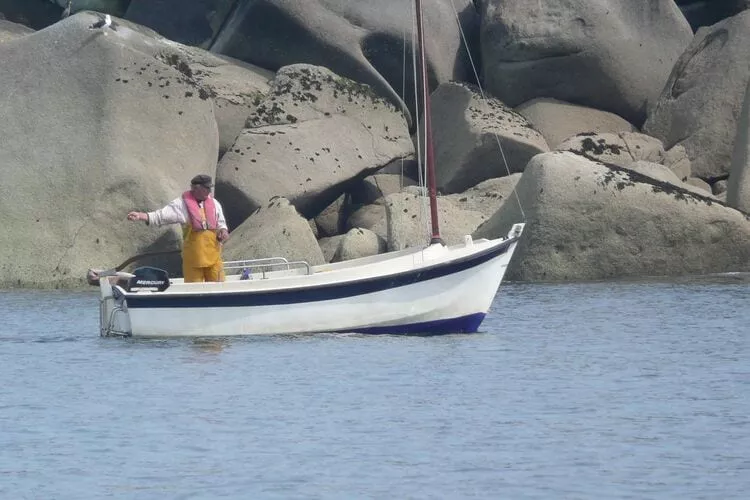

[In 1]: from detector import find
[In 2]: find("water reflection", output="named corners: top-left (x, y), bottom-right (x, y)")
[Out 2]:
top-left (190, 338), bottom-right (228, 355)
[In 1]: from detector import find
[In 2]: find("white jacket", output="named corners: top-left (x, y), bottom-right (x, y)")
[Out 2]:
top-left (147, 196), bottom-right (228, 230)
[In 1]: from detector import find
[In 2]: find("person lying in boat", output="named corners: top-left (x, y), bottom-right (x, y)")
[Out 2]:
top-left (126, 174), bottom-right (230, 283)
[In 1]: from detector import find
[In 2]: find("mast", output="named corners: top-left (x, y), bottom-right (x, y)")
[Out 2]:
top-left (414, 0), bottom-right (442, 245)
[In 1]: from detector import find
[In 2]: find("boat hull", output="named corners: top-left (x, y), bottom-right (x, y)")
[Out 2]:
top-left (99, 226), bottom-right (523, 337)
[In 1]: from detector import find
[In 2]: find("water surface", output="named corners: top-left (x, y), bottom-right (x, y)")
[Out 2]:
top-left (1, 279), bottom-right (748, 499)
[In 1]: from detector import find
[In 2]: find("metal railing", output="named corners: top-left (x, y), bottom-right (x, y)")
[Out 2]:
top-left (224, 257), bottom-right (312, 279)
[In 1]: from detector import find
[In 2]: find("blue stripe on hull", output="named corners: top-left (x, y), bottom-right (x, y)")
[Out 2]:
top-left (343, 313), bottom-right (486, 335)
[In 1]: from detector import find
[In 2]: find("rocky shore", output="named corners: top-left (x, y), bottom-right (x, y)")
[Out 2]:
top-left (1, 0), bottom-right (749, 288)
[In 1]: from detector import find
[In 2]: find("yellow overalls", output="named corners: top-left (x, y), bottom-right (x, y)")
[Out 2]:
top-left (182, 205), bottom-right (224, 283)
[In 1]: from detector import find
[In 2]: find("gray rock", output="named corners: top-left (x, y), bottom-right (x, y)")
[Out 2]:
top-left (644, 11), bottom-right (750, 178)
top-left (377, 156), bottom-right (420, 183)
top-left (210, 0), bottom-right (479, 122)
top-left (69, 8), bottom-right (270, 160)
top-left (727, 79), bottom-right (750, 213)
top-left (444, 174), bottom-right (521, 220)
top-left (56, 8), bottom-right (270, 160)
top-left (383, 193), bottom-right (487, 251)
top-left (663, 144), bottom-right (692, 181)
top-left (0, 19), bottom-right (33, 43)
top-left (318, 235), bottom-right (344, 263)
top-left (125, 0), bottom-right (235, 48)
top-left (103, 25), bottom-right (273, 160)
top-left (0, 13), bottom-right (219, 288)
top-left (714, 180), bottom-right (729, 196)
top-left (332, 228), bottom-right (387, 262)
top-left (51, 1), bottom-right (129, 16)
top-left (308, 218), bottom-right (319, 239)
top-left (314, 194), bottom-right (349, 238)
top-left (155, 49), bottom-right (273, 158)
top-left (627, 161), bottom-right (683, 185)
top-left (216, 64), bottom-right (413, 227)
top-left (626, 161), bottom-right (718, 199)
top-left (685, 177), bottom-right (713, 195)
top-left (0, 0), bottom-right (65, 29)
top-left (557, 132), bottom-right (666, 168)
top-left (346, 204), bottom-right (387, 237)
top-left (628, 161), bottom-right (711, 198)
top-left (403, 185), bottom-right (428, 197)
top-left (481, 0), bottom-right (692, 125)
top-left (349, 174), bottom-right (417, 206)
top-left (677, 0), bottom-right (750, 30)
top-left (475, 152), bottom-right (750, 282)
top-left (515, 98), bottom-right (637, 149)
top-left (429, 82), bottom-right (548, 194)
top-left (223, 197), bottom-right (325, 266)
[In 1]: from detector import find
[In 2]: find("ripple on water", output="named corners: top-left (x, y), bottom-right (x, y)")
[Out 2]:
top-left (0, 280), bottom-right (748, 499)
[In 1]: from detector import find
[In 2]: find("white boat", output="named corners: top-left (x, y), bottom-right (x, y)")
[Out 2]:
top-left (93, 0), bottom-right (525, 337)
top-left (96, 225), bottom-right (522, 337)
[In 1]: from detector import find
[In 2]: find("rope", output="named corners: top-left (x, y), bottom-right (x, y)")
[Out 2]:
top-left (448, 0), bottom-right (527, 222)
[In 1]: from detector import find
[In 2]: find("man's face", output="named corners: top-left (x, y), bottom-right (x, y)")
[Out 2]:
top-left (191, 183), bottom-right (211, 202)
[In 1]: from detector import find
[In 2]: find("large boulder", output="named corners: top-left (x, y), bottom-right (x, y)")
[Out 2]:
top-left (443, 174), bottom-right (521, 219)
top-left (0, 0), bottom-right (64, 29)
top-left (209, 0), bottom-right (479, 121)
top-left (50, 1), bottom-right (129, 16)
top-left (556, 132), bottom-right (666, 168)
top-left (628, 161), bottom-right (711, 198)
top-left (349, 173), bottom-right (417, 206)
top-left (216, 64), bottom-right (413, 228)
top-left (662, 145), bottom-right (692, 181)
top-left (676, 0), bottom-right (750, 30)
top-left (136, 38), bottom-right (272, 160)
top-left (644, 11), bottom-right (750, 179)
top-left (627, 161), bottom-right (684, 185)
top-left (475, 152), bottom-right (750, 281)
top-left (125, 0), bottom-right (234, 48)
top-left (350, 192), bottom-right (487, 250)
top-left (556, 131), bottom-right (692, 181)
top-left (222, 197), bottom-right (325, 266)
top-left (0, 12), bottom-right (219, 288)
top-left (0, 19), bottom-right (33, 43)
top-left (167, 53), bottom-right (272, 157)
top-left (346, 204), bottom-right (387, 235)
top-left (515, 98), bottom-right (637, 149)
top-left (727, 80), bottom-right (750, 213)
top-left (314, 194), bottom-right (350, 238)
top-left (331, 228), bottom-right (387, 262)
top-left (318, 235), bottom-right (344, 263)
top-left (481, 0), bottom-right (692, 125)
top-left (430, 82), bottom-right (548, 194)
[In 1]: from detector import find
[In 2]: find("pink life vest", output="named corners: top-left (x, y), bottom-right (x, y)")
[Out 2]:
top-left (182, 191), bottom-right (218, 231)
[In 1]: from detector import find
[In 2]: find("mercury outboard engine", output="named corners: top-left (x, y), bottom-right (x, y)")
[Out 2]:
top-left (127, 267), bottom-right (170, 292)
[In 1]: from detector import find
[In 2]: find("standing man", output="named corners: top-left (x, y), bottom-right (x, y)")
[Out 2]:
top-left (127, 174), bottom-right (230, 282)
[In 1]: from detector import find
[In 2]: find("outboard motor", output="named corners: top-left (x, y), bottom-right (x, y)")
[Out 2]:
top-left (127, 267), bottom-right (170, 292)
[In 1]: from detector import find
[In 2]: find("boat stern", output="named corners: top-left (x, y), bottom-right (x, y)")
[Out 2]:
top-left (96, 271), bottom-right (134, 337)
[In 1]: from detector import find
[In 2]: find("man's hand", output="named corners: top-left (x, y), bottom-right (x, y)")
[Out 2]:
top-left (217, 228), bottom-right (230, 243)
top-left (127, 211), bottom-right (147, 222)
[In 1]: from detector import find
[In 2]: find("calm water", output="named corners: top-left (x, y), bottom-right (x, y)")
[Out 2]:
top-left (0, 279), bottom-right (748, 499)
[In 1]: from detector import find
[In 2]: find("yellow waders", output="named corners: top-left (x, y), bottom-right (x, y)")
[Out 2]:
top-left (181, 207), bottom-right (224, 282)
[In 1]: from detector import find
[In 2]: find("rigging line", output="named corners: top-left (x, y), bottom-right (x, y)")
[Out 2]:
top-left (410, 1), bottom-right (431, 245)
top-left (400, 17), bottom-right (408, 194)
top-left (391, 11), bottom-right (408, 242)
top-left (448, 0), bottom-right (527, 222)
